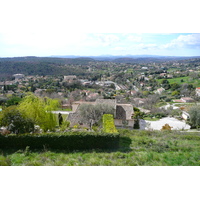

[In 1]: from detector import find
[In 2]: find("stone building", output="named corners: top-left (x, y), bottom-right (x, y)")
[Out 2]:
top-left (67, 99), bottom-right (134, 128)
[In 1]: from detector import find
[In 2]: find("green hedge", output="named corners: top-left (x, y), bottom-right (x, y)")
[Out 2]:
top-left (0, 133), bottom-right (120, 150)
top-left (102, 114), bottom-right (118, 134)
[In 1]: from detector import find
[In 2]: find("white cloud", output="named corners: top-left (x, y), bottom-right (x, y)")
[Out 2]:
top-left (136, 43), bottom-right (158, 50)
top-left (126, 35), bottom-right (142, 42)
top-left (95, 34), bottom-right (120, 46)
top-left (113, 47), bottom-right (126, 51)
top-left (163, 34), bottom-right (200, 49)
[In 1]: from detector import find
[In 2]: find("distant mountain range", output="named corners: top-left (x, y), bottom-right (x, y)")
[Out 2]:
top-left (1, 55), bottom-right (200, 64)
top-left (51, 55), bottom-right (200, 63)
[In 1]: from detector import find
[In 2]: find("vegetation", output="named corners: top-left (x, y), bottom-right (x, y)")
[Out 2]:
top-left (188, 105), bottom-right (200, 129)
top-left (79, 103), bottom-right (115, 129)
top-left (0, 106), bottom-right (34, 134)
top-left (0, 132), bottom-right (120, 151)
top-left (102, 114), bottom-right (118, 134)
top-left (0, 130), bottom-right (199, 166)
top-left (0, 56), bottom-right (200, 165)
top-left (132, 107), bottom-right (144, 129)
top-left (0, 94), bottom-right (60, 133)
top-left (161, 124), bottom-right (172, 131)
top-left (18, 94), bottom-right (60, 132)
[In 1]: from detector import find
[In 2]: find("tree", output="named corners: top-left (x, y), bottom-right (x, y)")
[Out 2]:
top-left (79, 103), bottom-right (115, 129)
top-left (58, 113), bottom-right (63, 126)
top-left (0, 106), bottom-right (34, 134)
top-left (132, 107), bottom-right (144, 129)
top-left (144, 94), bottom-right (160, 110)
top-left (188, 106), bottom-right (200, 129)
top-left (6, 96), bottom-right (22, 107)
top-left (18, 94), bottom-right (59, 132)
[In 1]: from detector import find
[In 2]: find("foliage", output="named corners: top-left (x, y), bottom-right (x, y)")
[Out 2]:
top-left (5, 96), bottom-right (22, 107)
top-left (60, 120), bottom-right (70, 132)
top-left (132, 107), bottom-right (145, 129)
top-left (79, 103), bottom-right (115, 128)
top-left (102, 114), bottom-right (118, 134)
top-left (18, 94), bottom-right (59, 132)
top-left (0, 106), bottom-right (34, 134)
top-left (161, 124), bottom-right (172, 131)
top-left (0, 130), bottom-right (200, 166)
top-left (188, 106), bottom-right (200, 129)
top-left (0, 132), bottom-right (120, 151)
top-left (171, 90), bottom-right (180, 96)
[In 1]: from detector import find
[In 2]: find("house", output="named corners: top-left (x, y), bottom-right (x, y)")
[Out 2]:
top-left (195, 87), bottom-right (200, 96)
top-left (61, 104), bottom-right (72, 110)
top-left (182, 111), bottom-right (190, 120)
top-left (145, 86), bottom-right (152, 91)
top-left (180, 97), bottom-right (195, 103)
top-left (173, 97), bottom-right (195, 103)
top-left (63, 75), bottom-right (77, 83)
top-left (13, 74), bottom-right (25, 80)
top-left (67, 99), bottom-right (134, 128)
top-left (132, 98), bottom-right (146, 106)
top-left (86, 93), bottom-right (99, 101)
top-left (155, 87), bottom-right (165, 94)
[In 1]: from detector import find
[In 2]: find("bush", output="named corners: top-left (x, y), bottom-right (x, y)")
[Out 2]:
top-left (102, 114), bottom-right (118, 134)
top-left (60, 120), bottom-right (70, 131)
top-left (0, 106), bottom-right (34, 134)
top-left (0, 132), bottom-right (120, 151)
top-left (188, 106), bottom-right (200, 129)
top-left (161, 124), bottom-right (172, 131)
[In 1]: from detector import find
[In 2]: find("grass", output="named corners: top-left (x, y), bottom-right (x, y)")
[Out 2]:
top-left (143, 117), bottom-right (160, 121)
top-left (57, 108), bottom-right (72, 111)
top-left (0, 130), bottom-right (199, 166)
top-left (158, 76), bottom-right (200, 87)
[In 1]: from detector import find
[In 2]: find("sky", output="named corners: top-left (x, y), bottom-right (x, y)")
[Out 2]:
top-left (0, 0), bottom-right (200, 57)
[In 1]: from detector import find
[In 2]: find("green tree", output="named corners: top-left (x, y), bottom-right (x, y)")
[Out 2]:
top-left (171, 90), bottom-right (180, 96)
top-left (6, 96), bottom-right (22, 107)
top-left (0, 106), bottom-right (34, 134)
top-left (170, 83), bottom-right (181, 91)
top-left (132, 107), bottom-right (144, 129)
top-left (18, 94), bottom-right (59, 132)
top-left (188, 106), bottom-right (200, 129)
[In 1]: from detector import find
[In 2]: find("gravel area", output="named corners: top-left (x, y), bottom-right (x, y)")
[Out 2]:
top-left (140, 117), bottom-right (191, 131)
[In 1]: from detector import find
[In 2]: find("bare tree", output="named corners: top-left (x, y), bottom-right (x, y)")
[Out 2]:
top-left (144, 94), bottom-right (160, 110)
top-left (79, 104), bottom-right (115, 129)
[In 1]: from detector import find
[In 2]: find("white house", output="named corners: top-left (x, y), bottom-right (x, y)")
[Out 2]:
top-left (195, 87), bottom-right (200, 96)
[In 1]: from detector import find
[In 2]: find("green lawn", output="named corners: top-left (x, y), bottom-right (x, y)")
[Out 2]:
top-left (158, 76), bottom-right (200, 87)
top-left (0, 130), bottom-right (199, 166)
top-left (143, 117), bottom-right (160, 121)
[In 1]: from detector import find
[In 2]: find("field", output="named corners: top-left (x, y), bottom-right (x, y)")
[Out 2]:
top-left (158, 76), bottom-right (200, 87)
top-left (0, 130), bottom-right (199, 166)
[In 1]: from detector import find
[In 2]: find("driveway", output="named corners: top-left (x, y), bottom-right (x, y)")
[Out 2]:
top-left (140, 117), bottom-right (191, 131)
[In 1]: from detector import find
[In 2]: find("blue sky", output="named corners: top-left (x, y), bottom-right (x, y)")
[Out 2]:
top-left (0, 0), bottom-right (199, 57)
top-left (1, 33), bottom-right (199, 57)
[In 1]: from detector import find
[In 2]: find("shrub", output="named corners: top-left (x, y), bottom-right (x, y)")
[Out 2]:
top-left (0, 106), bottom-right (34, 134)
top-left (60, 120), bottom-right (70, 132)
top-left (161, 124), bottom-right (172, 131)
top-left (0, 133), bottom-right (120, 151)
top-left (188, 106), bottom-right (200, 129)
top-left (18, 94), bottom-right (59, 132)
top-left (102, 114), bottom-right (118, 134)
